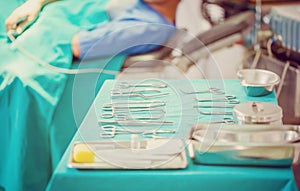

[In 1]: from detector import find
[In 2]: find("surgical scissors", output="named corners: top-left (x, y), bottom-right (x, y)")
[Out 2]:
top-left (100, 125), bottom-right (176, 138)
top-left (118, 81), bottom-right (168, 88)
top-left (195, 95), bottom-right (240, 104)
top-left (180, 88), bottom-right (225, 95)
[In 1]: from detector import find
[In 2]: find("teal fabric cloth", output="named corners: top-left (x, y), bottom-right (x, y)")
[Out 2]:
top-left (46, 80), bottom-right (297, 191)
top-left (49, 56), bottom-right (125, 170)
top-left (0, 1), bottom-right (125, 191)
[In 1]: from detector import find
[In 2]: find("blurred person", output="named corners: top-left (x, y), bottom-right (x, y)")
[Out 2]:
top-left (5, 0), bottom-right (180, 59)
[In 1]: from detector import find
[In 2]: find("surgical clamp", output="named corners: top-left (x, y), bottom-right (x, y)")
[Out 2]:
top-left (117, 81), bottom-right (168, 88)
top-left (180, 88), bottom-right (225, 95)
top-left (195, 95), bottom-right (240, 104)
top-left (100, 125), bottom-right (176, 138)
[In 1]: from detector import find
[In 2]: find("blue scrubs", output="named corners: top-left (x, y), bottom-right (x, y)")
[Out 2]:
top-left (77, 0), bottom-right (176, 59)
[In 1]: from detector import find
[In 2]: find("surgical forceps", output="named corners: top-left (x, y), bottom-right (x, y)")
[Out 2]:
top-left (117, 81), bottom-right (168, 88)
top-left (100, 125), bottom-right (176, 138)
top-left (180, 88), bottom-right (225, 95)
top-left (111, 89), bottom-right (169, 99)
top-left (195, 95), bottom-right (240, 104)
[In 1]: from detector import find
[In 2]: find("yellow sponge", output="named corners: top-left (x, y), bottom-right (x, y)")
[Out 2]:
top-left (73, 143), bottom-right (95, 163)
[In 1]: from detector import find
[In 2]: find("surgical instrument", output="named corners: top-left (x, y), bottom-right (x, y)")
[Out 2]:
top-left (180, 88), bottom-right (225, 95)
top-left (194, 104), bottom-right (235, 108)
top-left (99, 120), bottom-right (173, 126)
top-left (103, 100), bottom-right (166, 105)
top-left (111, 88), bottom-right (162, 94)
top-left (111, 91), bottom-right (169, 99)
top-left (101, 108), bottom-right (166, 116)
top-left (197, 110), bottom-right (233, 115)
top-left (101, 112), bottom-right (165, 120)
top-left (117, 81), bottom-right (168, 88)
top-left (199, 117), bottom-right (235, 124)
top-left (102, 102), bottom-right (166, 111)
top-left (100, 125), bottom-right (176, 138)
top-left (195, 95), bottom-right (240, 104)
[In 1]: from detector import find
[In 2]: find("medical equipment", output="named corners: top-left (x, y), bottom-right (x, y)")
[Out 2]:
top-left (194, 104), bottom-right (235, 108)
top-left (102, 100), bottom-right (166, 110)
top-left (237, 69), bottom-right (280, 97)
top-left (198, 117), bottom-right (235, 124)
top-left (122, 11), bottom-right (255, 73)
top-left (197, 110), bottom-right (233, 115)
top-left (242, 4), bottom-right (300, 124)
top-left (102, 108), bottom-right (166, 115)
top-left (101, 100), bottom-right (167, 120)
top-left (100, 125), bottom-right (176, 138)
top-left (189, 124), bottom-right (300, 167)
top-left (117, 81), bottom-right (167, 88)
top-left (111, 88), bottom-right (162, 94)
top-left (180, 88), bottom-right (225, 95)
top-left (233, 102), bottom-right (283, 125)
top-left (99, 120), bottom-right (173, 126)
top-left (103, 100), bottom-right (166, 104)
top-left (110, 89), bottom-right (169, 99)
top-left (68, 139), bottom-right (188, 169)
top-left (270, 5), bottom-right (300, 53)
top-left (102, 102), bottom-right (166, 111)
top-left (195, 95), bottom-right (240, 104)
top-left (101, 112), bottom-right (164, 121)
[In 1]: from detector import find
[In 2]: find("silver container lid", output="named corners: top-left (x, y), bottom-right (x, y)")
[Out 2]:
top-left (233, 102), bottom-right (283, 124)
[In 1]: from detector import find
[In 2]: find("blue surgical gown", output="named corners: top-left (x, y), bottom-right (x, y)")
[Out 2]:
top-left (77, 0), bottom-right (176, 59)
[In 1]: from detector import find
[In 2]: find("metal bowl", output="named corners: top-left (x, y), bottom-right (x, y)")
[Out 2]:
top-left (237, 69), bottom-right (280, 97)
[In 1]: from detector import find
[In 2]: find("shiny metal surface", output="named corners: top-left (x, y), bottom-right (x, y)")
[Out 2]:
top-left (69, 139), bottom-right (188, 169)
top-left (233, 102), bottom-right (283, 125)
top-left (245, 54), bottom-right (300, 124)
top-left (195, 95), bottom-right (240, 104)
top-left (190, 124), bottom-right (300, 166)
top-left (180, 88), bottom-right (225, 95)
top-left (237, 69), bottom-right (280, 97)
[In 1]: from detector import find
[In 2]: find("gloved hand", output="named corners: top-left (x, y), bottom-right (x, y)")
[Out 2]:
top-left (5, 0), bottom-right (42, 34)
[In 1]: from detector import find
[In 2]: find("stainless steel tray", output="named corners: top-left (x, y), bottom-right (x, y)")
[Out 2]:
top-left (189, 124), bottom-right (300, 166)
top-left (68, 139), bottom-right (188, 169)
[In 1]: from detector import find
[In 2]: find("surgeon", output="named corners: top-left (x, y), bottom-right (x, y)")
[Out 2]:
top-left (5, 0), bottom-right (180, 59)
